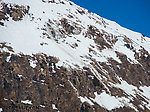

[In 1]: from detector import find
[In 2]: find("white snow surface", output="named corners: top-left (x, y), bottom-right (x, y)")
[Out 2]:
top-left (21, 100), bottom-right (32, 105)
top-left (103, 18), bottom-right (150, 53)
top-left (90, 91), bottom-right (137, 111)
top-left (1, 0), bottom-right (150, 68)
top-left (52, 104), bottom-right (58, 110)
top-left (113, 37), bottom-right (138, 64)
top-left (79, 96), bottom-right (94, 105)
top-left (108, 77), bottom-right (150, 110)
top-left (29, 59), bottom-right (37, 68)
top-left (6, 55), bottom-right (11, 62)
top-left (40, 105), bottom-right (45, 108)
top-left (17, 74), bottom-right (23, 78)
top-left (140, 86), bottom-right (150, 100)
top-left (0, 108), bottom-right (2, 112)
top-left (1, 0), bottom-right (150, 111)
top-left (140, 86), bottom-right (150, 109)
top-left (110, 80), bottom-right (138, 98)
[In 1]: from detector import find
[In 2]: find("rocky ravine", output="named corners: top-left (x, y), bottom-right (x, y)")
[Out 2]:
top-left (0, 0), bottom-right (150, 112)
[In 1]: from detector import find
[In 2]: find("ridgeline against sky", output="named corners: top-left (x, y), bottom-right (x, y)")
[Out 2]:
top-left (72, 0), bottom-right (150, 37)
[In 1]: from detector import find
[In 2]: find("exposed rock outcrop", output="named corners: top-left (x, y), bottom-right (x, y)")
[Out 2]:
top-left (0, 0), bottom-right (150, 112)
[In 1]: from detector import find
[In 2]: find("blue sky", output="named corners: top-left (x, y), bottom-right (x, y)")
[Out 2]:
top-left (71, 0), bottom-right (150, 37)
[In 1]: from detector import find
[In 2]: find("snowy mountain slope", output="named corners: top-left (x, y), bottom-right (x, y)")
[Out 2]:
top-left (0, 0), bottom-right (150, 112)
top-left (1, 0), bottom-right (150, 67)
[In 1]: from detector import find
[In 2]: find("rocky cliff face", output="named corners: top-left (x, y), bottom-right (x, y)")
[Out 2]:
top-left (0, 0), bottom-right (150, 112)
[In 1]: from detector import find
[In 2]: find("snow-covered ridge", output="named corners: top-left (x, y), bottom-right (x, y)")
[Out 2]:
top-left (1, 0), bottom-right (150, 68)
top-left (1, 0), bottom-right (150, 111)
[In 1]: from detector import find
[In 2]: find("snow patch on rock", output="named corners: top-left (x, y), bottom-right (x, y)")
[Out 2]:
top-left (79, 96), bottom-right (94, 105)
top-left (21, 100), bottom-right (32, 105)
top-left (90, 91), bottom-right (137, 111)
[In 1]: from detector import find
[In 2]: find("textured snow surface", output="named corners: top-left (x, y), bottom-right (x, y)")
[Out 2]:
top-left (140, 86), bottom-right (150, 109)
top-left (1, 0), bottom-right (150, 68)
top-left (17, 74), bottom-right (23, 78)
top-left (114, 37), bottom-right (138, 64)
top-left (1, 0), bottom-right (150, 111)
top-left (103, 18), bottom-right (150, 53)
top-left (21, 100), bottom-right (32, 105)
top-left (90, 91), bottom-right (137, 111)
top-left (140, 86), bottom-right (150, 100)
top-left (109, 77), bottom-right (150, 110)
top-left (52, 104), bottom-right (58, 110)
top-left (29, 59), bottom-right (37, 68)
top-left (79, 96), bottom-right (94, 105)
top-left (5, 55), bottom-right (11, 62)
top-left (110, 80), bottom-right (138, 98)
top-left (40, 105), bottom-right (46, 108)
